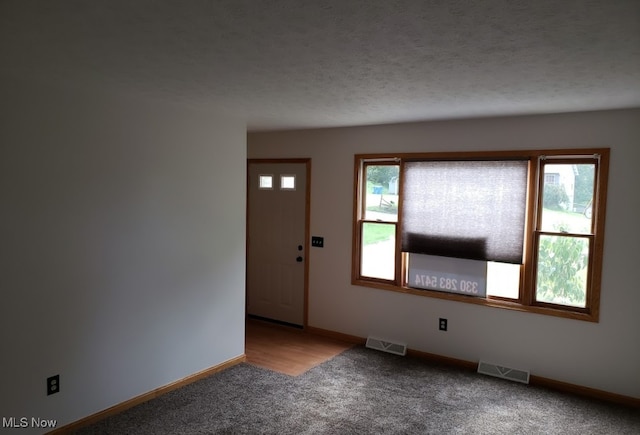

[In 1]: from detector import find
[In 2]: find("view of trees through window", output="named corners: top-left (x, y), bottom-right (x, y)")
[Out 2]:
top-left (360, 164), bottom-right (399, 280)
top-left (362, 162), bottom-right (596, 306)
top-left (537, 163), bottom-right (595, 307)
top-left (355, 152), bottom-right (606, 321)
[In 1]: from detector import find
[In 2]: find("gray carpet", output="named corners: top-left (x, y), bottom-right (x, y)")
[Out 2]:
top-left (76, 347), bottom-right (640, 434)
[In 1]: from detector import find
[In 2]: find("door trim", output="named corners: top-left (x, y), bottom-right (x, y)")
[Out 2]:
top-left (246, 158), bottom-right (311, 328)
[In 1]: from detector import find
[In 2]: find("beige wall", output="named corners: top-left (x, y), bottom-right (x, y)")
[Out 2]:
top-left (248, 109), bottom-right (640, 399)
top-left (0, 78), bottom-right (247, 432)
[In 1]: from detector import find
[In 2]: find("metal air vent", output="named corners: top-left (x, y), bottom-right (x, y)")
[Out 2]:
top-left (478, 361), bottom-right (530, 384)
top-left (365, 337), bottom-right (407, 356)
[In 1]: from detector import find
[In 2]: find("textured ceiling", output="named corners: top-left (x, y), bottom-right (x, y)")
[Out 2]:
top-left (1, 0), bottom-right (639, 131)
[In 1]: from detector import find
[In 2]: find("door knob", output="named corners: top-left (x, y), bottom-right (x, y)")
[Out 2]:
top-left (296, 256), bottom-right (303, 262)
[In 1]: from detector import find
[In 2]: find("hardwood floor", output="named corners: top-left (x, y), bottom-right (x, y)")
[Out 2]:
top-left (245, 318), bottom-right (353, 376)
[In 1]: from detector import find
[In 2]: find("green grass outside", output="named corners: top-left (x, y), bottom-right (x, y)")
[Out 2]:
top-left (542, 208), bottom-right (591, 233)
top-left (366, 205), bottom-right (398, 214)
top-left (361, 208), bottom-right (589, 247)
top-left (363, 222), bottom-right (395, 245)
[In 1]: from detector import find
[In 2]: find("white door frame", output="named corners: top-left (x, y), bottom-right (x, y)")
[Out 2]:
top-left (246, 158), bottom-right (311, 328)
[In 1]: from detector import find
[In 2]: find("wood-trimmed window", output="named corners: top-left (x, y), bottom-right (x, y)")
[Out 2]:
top-left (352, 149), bottom-right (609, 322)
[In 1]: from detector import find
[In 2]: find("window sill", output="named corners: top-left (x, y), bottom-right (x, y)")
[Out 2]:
top-left (352, 278), bottom-right (598, 322)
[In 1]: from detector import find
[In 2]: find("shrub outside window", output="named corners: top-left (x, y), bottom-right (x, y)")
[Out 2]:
top-left (352, 149), bottom-right (609, 322)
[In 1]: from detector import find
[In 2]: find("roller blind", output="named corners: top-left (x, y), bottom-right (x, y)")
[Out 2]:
top-left (401, 160), bottom-right (528, 264)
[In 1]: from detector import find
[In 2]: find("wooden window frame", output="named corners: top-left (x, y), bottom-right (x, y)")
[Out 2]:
top-left (354, 160), bottom-right (400, 283)
top-left (352, 149), bottom-right (609, 322)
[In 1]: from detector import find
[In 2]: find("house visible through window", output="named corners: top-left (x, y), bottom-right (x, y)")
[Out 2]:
top-left (359, 162), bottom-right (399, 281)
top-left (536, 161), bottom-right (596, 308)
top-left (352, 149), bottom-right (609, 322)
top-left (545, 173), bottom-right (560, 185)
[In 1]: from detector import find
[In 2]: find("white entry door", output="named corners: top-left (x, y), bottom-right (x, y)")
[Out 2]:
top-left (247, 161), bottom-right (307, 326)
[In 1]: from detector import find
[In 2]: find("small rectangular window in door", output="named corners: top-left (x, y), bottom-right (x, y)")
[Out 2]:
top-left (259, 174), bottom-right (273, 189)
top-left (280, 175), bottom-right (296, 190)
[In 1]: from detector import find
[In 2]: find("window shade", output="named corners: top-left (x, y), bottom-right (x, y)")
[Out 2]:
top-left (401, 160), bottom-right (528, 264)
